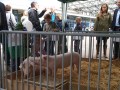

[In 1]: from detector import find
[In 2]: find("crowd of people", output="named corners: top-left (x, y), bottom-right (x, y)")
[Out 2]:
top-left (0, 0), bottom-right (120, 72)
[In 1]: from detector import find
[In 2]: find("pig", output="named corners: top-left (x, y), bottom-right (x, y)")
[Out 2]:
top-left (42, 52), bottom-right (80, 76)
top-left (19, 57), bottom-right (46, 78)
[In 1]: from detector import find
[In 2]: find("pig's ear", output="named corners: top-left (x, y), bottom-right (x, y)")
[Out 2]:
top-left (19, 63), bottom-right (25, 69)
top-left (43, 55), bottom-right (47, 62)
top-left (19, 64), bottom-right (22, 69)
top-left (43, 55), bottom-right (47, 60)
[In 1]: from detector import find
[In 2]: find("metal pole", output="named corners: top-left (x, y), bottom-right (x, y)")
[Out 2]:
top-left (62, 3), bottom-right (66, 32)
top-left (61, 3), bottom-right (67, 89)
top-left (0, 43), bottom-right (2, 88)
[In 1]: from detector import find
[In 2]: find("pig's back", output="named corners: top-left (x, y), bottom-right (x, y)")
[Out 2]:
top-left (55, 52), bottom-right (79, 68)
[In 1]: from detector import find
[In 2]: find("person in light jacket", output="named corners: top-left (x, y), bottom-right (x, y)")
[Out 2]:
top-left (5, 4), bottom-right (20, 72)
top-left (6, 5), bottom-right (17, 31)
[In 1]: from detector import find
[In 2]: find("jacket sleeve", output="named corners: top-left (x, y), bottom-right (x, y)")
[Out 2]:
top-left (0, 2), bottom-right (8, 30)
top-left (111, 10), bottom-right (117, 30)
top-left (28, 10), bottom-right (39, 27)
top-left (108, 13), bottom-right (112, 29)
top-left (43, 23), bottom-right (46, 31)
top-left (94, 14), bottom-right (99, 31)
top-left (38, 9), bottom-right (46, 18)
top-left (11, 13), bottom-right (17, 26)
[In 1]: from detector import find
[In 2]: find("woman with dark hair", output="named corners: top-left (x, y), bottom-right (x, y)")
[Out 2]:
top-left (94, 3), bottom-right (112, 58)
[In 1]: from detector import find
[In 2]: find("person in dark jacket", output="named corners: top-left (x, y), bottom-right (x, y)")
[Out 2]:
top-left (55, 15), bottom-right (69, 31)
top-left (55, 15), bottom-right (69, 54)
top-left (73, 17), bottom-right (82, 53)
top-left (28, 2), bottom-right (46, 56)
top-left (28, 1), bottom-right (46, 31)
top-left (0, 2), bottom-right (10, 66)
top-left (0, 1), bottom-right (10, 87)
top-left (111, 0), bottom-right (120, 60)
top-left (0, 2), bottom-right (8, 31)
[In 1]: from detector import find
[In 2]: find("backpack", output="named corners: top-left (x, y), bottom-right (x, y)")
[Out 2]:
top-left (9, 14), bottom-right (15, 30)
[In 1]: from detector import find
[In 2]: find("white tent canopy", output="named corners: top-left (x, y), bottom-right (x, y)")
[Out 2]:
top-left (1, 0), bottom-right (117, 16)
top-left (67, 0), bottom-right (117, 16)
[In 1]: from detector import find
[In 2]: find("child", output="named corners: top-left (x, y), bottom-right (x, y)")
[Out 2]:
top-left (43, 14), bottom-right (59, 55)
top-left (74, 17), bottom-right (82, 53)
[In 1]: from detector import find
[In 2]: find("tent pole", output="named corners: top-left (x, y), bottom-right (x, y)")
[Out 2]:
top-left (61, 2), bottom-right (67, 32)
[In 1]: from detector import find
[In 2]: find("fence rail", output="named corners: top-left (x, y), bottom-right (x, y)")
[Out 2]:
top-left (0, 30), bottom-right (120, 90)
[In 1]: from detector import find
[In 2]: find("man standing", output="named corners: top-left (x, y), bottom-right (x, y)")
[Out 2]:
top-left (112, 0), bottom-right (120, 60)
top-left (28, 2), bottom-right (46, 31)
top-left (28, 2), bottom-right (46, 56)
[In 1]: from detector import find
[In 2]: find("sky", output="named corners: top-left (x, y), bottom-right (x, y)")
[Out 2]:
top-left (1, 0), bottom-right (61, 10)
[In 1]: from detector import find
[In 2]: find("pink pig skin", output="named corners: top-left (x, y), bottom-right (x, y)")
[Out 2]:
top-left (19, 57), bottom-right (45, 78)
top-left (42, 52), bottom-right (80, 76)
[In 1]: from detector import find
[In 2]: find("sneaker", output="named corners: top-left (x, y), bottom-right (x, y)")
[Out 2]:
top-left (114, 58), bottom-right (119, 60)
top-left (112, 57), bottom-right (118, 60)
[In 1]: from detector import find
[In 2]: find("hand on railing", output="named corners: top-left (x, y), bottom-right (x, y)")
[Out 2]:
top-left (108, 28), bottom-right (113, 32)
top-left (53, 29), bottom-right (58, 32)
top-left (53, 29), bottom-right (60, 32)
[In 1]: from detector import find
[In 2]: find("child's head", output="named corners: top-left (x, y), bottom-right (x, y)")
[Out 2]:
top-left (23, 10), bottom-right (28, 16)
top-left (44, 14), bottom-right (51, 23)
top-left (75, 17), bottom-right (82, 23)
top-left (5, 5), bottom-right (11, 11)
top-left (56, 14), bottom-right (61, 21)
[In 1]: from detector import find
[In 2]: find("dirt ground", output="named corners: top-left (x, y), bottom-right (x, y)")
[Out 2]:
top-left (55, 59), bottom-right (120, 90)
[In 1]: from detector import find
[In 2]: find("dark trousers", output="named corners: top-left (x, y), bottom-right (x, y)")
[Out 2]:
top-left (74, 40), bottom-right (80, 53)
top-left (44, 41), bottom-right (55, 55)
top-left (58, 35), bottom-right (68, 54)
top-left (113, 42), bottom-right (120, 59)
top-left (58, 35), bottom-right (62, 54)
top-left (49, 41), bottom-right (55, 55)
top-left (1, 34), bottom-right (11, 66)
top-left (113, 27), bottom-right (120, 59)
top-left (96, 37), bottom-right (107, 46)
top-left (6, 48), bottom-right (10, 66)
top-left (0, 34), bottom-right (10, 87)
top-left (10, 57), bottom-right (20, 72)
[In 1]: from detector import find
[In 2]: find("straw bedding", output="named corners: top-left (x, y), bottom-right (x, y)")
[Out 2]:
top-left (56, 59), bottom-right (120, 90)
